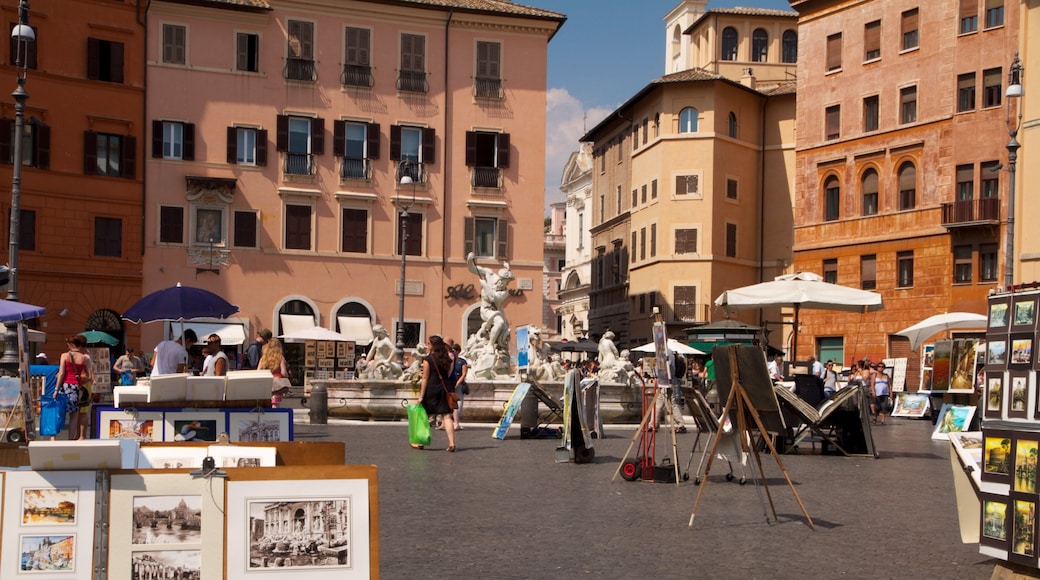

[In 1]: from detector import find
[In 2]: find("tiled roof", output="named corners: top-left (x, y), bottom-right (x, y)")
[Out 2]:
top-left (760, 80), bottom-right (798, 96)
top-left (706, 7), bottom-right (798, 18)
top-left (376, 0), bottom-right (565, 20)
top-left (161, 0), bottom-right (272, 9)
top-left (652, 68), bottom-right (725, 85)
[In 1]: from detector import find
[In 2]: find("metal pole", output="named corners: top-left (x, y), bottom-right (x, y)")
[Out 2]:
top-left (2, 1), bottom-right (32, 369)
top-left (1006, 135), bottom-right (1018, 290)
top-left (396, 206), bottom-right (408, 369)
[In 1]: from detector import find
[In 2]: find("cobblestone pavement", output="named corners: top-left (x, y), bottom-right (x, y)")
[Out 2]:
top-left (290, 410), bottom-right (996, 580)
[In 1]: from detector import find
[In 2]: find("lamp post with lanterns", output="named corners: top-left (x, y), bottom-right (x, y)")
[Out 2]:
top-left (1004, 52), bottom-right (1023, 291)
top-left (396, 161), bottom-right (417, 368)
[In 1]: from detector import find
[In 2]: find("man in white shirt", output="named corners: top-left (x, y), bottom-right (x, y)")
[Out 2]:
top-left (201, 334), bottom-right (229, 376)
top-left (151, 329), bottom-right (197, 376)
top-left (767, 354), bottom-right (784, 382)
top-left (809, 356), bottom-right (825, 379)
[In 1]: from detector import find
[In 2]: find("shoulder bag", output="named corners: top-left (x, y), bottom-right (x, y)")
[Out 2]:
top-left (432, 359), bottom-right (458, 410)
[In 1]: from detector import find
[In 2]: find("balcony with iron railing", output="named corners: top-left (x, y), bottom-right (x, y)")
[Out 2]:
top-left (471, 166), bottom-right (501, 189)
top-left (397, 161), bottom-right (425, 184)
top-left (340, 157), bottom-right (370, 180)
top-left (283, 153), bottom-right (315, 176)
top-left (341, 64), bottom-right (373, 88)
top-left (284, 57), bottom-right (316, 82)
top-left (941, 197), bottom-right (1000, 228)
top-left (474, 77), bottom-right (503, 99)
top-left (396, 70), bottom-right (428, 93)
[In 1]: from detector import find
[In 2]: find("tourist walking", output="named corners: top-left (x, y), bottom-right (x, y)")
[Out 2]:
top-left (244, 328), bottom-right (272, 370)
top-left (416, 335), bottom-right (457, 451)
top-left (259, 337), bottom-right (291, 407)
top-left (449, 342), bottom-right (469, 430)
top-left (59, 335), bottom-right (93, 440)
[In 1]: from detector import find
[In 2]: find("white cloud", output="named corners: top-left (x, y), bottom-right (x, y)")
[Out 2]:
top-left (543, 87), bottom-right (614, 214)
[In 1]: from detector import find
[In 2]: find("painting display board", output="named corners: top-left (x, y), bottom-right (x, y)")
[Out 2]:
top-left (492, 383), bottom-right (531, 440)
top-left (92, 406), bottom-right (293, 442)
top-left (87, 346), bottom-right (112, 395)
top-left (974, 287), bottom-right (1040, 569)
top-left (303, 340), bottom-right (357, 384)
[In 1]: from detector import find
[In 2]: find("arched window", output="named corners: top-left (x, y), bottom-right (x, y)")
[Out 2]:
top-left (672, 24), bottom-right (682, 59)
top-left (824, 176), bottom-right (840, 221)
top-left (898, 162), bottom-right (917, 210)
top-left (782, 30), bottom-right (798, 63)
top-left (752, 29), bottom-right (769, 62)
top-left (728, 112), bottom-right (738, 138)
top-left (679, 107), bottom-right (699, 133)
top-left (862, 169), bottom-right (879, 215)
top-left (721, 27), bottom-right (738, 61)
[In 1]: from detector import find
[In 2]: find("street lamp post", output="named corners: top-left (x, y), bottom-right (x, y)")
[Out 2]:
top-left (396, 161), bottom-right (417, 368)
top-left (2, 1), bottom-right (34, 368)
top-left (1005, 52), bottom-right (1024, 291)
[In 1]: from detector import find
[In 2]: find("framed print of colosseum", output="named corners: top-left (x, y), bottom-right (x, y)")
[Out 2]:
top-left (0, 470), bottom-right (96, 578)
top-left (225, 465), bottom-right (376, 578)
top-left (227, 409), bottom-right (292, 442)
top-left (108, 472), bottom-right (225, 580)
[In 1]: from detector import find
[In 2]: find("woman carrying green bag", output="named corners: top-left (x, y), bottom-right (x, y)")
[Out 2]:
top-left (414, 335), bottom-right (458, 451)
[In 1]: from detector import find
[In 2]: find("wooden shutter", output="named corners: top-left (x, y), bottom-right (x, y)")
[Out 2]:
top-left (35, 123), bottom-right (49, 169)
top-left (236, 33), bottom-right (249, 71)
top-left (421, 127), bottom-right (435, 164)
top-left (111, 41), bottom-right (124, 83)
top-left (825, 106), bottom-right (840, 139)
top-left (650, 224), bottom-right (657, 257)
top-left (389, 125), bottom-right (401, 160)
top-left (83, 131), bottom-right (97, 174)
top-left (123, 135), bottom-right (136, 178)
top-left (311, 117), bottom-right (324, 155)
top-left (497, 133), bottom-right (510, 168)
top-left (227, 126), bottom-right (237, 164)
top-left (256, 129), bottom-right (268, 166)
top-left (675, 175), bottom-right (686, 195)
top-left (826, 33), bottom-right (842, 70)
top-left (0, 118), bottom-right (12, 163)
top-left (464, 216), bottom-right (474, 255)
top-left (366, 122), bottom-right (380, 159)
top-left (346, 27), bottom-right (370, 66)
top-left (182, 123), bottom-right (195, 160)
top-left (864, 21), bottom-right (881, 58)
top-left (960, 0), bottom-right (977, 19)
top-left (87, 37), bottom-right (99, 80)
top-left (275, 115), bottom-right (289, 151)
top-left (464, 131), bottom-right (476, 166)
top-left (151, 120), bottom-right (163, 157)
top-left (333, 120), bottom-right (346, 157)
top-left (901, 9), bottom-right (919, 36)
top-left (497, 218), bottom-right (508, 260)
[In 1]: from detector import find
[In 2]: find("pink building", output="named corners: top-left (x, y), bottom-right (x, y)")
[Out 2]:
top-left (144, 0), bottom-right (563, 371)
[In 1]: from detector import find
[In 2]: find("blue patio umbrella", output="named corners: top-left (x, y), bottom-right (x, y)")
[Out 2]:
top-left (0, 299), bottom-right (46, 322)
top-left (122, 283), bottom-right (238, 323)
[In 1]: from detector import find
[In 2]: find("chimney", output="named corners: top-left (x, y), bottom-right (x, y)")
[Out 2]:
top-left (741, 67), bottom-right (756, 89)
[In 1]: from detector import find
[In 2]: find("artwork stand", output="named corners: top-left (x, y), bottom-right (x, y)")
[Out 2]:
top-left (611, 379), bottom-right (681, 485)
top-left (688, 346), bottom-right (815, 530)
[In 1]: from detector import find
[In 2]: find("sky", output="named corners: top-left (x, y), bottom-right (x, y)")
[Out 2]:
top-left (519, 0), bottom-right (794, 212)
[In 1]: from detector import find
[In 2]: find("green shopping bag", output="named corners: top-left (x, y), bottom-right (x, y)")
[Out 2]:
top-left (407, 404), bottom-right (431, 446)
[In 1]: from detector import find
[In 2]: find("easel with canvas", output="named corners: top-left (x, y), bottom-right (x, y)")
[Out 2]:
top-left (688, 345), bottom-right (815, 530)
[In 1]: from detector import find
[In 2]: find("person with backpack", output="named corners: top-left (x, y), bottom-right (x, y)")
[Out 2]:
top-left (449, 342), bottom-right (469, 430)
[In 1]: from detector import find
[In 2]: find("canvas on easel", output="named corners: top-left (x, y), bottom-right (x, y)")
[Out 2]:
top-left (711, 345), bottom-right (785, 434)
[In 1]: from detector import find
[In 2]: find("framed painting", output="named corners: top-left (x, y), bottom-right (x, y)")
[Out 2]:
top-left (227, 409), bottom-right (293, 442)
top-left (987, 340), bottom-right (1009, 371)
top-left (986, 373), bottom-right (1005, 419)
top-left (138, 446), bottom-right (208, 469)
top-left (208, 445), bottom-right (277, 468)
top-left (108, 472), bottom-right (225, 580)
top-left (932, 340), bottom-right (952, 391)
top-left (990, 297), bottom-right (1012, 331)
top-left (1014, 436), bottom-right (1040, 494)
top-left (164, 411), bottom-right (224, 442)
top-left (983, 429), bottom-right (1016, 484)
top-left (225, 465), bottom-right (377, 579)
top-left (891, 392), bottom-right (930, 418)
top-left (949, 338), bottom-right (979, 392)
top-left (97, 409), bottom-right (165, 442)
top-left (931, 403), bottom-right (976, 440)
top-left (981, 493), bottom-right (1011, 550)
top-left (1010, 494), bottom-right (1039, 566)
top-left (0, 470), bottom-right (96, 578)
top-left (1010, 335), bottom-right (1035, 369)
top-left (1013, 295), bottom-right (1038, 331)
top-left (951, 431), bottom-right (983, 475)
top-left (1008, 372), bottom-right (1032, 419)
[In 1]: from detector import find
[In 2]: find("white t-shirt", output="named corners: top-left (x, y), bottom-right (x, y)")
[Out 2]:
top-left (151, 340), bottom-right (188, 376)
top-left (202, 351), bottom-right (229, 376)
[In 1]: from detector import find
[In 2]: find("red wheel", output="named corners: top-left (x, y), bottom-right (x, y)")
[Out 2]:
top-left (621, 460), bottom-right (640, 481)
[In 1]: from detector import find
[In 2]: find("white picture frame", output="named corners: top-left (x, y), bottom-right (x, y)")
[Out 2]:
top-left (208, 445), bottom-right (277, 468)
top-left (98, 410), bottom-right (165, 442)
top-left (226, 476), bottom-right (372, 578)
top-left (1, 470), bottom-right (97, 578)
top-left (138, 446), bottom-right (209, 469)
top-left (108, 472), bottom-right (226, 580)
top-left (227, 410), bottom-right (291, 442)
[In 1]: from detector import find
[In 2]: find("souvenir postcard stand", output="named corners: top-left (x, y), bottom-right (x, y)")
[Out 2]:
top-left (688, 345), bottom-right (815, 530)
top-left (973, 287), bottom-right (1040, 567)
top-left (1, 440), bottom-right (378, 579)
top-left (303, 340), bottom-right (357, 383)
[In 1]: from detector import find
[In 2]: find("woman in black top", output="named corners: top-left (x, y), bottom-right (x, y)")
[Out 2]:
top-left (418, 335), bottom-right (457, 451)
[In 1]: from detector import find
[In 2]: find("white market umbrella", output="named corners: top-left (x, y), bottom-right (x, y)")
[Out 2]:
top-left (714, 272), bottom-right (884, 362)
top-left (279, 326), bottom-right (353, 342)
top-left (632, 338), bottom-right (704, 356)
top-left (896, 312), bottom-right (987, 352)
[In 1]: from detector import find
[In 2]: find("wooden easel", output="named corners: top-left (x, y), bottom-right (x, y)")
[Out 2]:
top-left (688, 346), bottom-right (815, 530)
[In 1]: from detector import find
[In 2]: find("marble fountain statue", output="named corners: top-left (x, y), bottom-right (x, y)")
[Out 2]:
top-left (308, 254), bottom-right (643, 423)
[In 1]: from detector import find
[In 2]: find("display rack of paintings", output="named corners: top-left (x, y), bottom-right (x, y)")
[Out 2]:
top-left (301, 341), bottom-right (357, 391)
top-left (0, 470), bottom-right (97, 578)
top-left (93, 407), bottom-right (293, 442)
top-left (108, 472), bottom-right (226, 580)
top-left (87, 346), bottom-right (112, 395)
top-left (224, 465), bottom-right (377, 579)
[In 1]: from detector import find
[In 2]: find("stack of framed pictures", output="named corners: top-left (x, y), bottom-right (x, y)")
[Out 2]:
top-left (303, 340), bottom-right (357, 383)
top-left (92, 406), bottom-right (293, 442)
top-left (976, 288), bottom-right (1040, 567)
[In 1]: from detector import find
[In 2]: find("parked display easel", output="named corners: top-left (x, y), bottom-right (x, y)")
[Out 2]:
top-left (688, 345), bottom-right (815, 530)
top-left (682, 388), bottom-right (748, 484)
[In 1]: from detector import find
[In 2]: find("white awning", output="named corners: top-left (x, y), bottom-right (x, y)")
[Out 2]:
top-left (174, 322), bottom-right (247, 346)
top-left (27, 329), bottom-right (45, 343)
top-left (280, 314), bottom-right (317, 341)
top-left (338, 316), bottom-right (374, 346)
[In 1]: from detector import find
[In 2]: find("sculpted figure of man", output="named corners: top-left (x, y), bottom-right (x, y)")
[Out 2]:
top-left (467, 252), bottom-right (515, 353)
